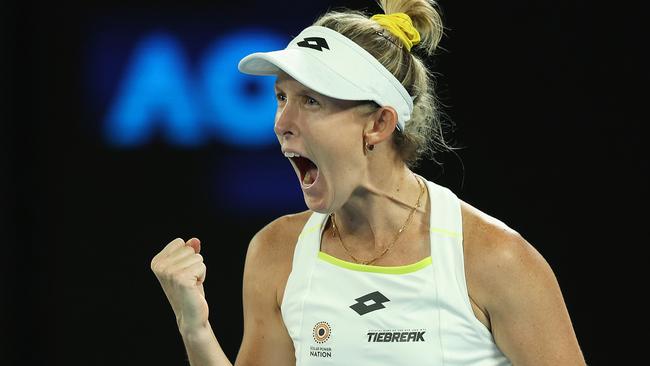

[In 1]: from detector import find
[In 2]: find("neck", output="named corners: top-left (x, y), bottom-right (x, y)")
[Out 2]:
top-left (332, 159), bottom-right (427, 254)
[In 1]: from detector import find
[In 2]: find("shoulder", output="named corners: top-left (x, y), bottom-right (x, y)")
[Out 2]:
top-left (460, 200), bottom-right (533, 266)
top-left (460, 200), bottom-right (554, 311)
top-left (247, 210), bottom-right (313, 259)
top-left (238, 212), bottom-right (309, 365)
top-left (459, 201), bottom-right (586, 364)
top-left (243, 210), bottom-right (313, 304)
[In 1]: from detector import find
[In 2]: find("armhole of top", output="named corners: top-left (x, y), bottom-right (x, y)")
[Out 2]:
top-left (455, 198), bottom-right (495, 338)
top-left (279, 212), bottom-right (323, 310)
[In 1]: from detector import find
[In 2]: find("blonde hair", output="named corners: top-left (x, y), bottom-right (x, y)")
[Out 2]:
top-left (313, 0), bottom-right (451, 167)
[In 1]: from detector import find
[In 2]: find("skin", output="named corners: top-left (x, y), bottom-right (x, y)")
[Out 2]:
top-left (151, 73), bottom-right (586, 365)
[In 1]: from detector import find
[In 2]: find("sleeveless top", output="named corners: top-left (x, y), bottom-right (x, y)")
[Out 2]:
top-left (280, 179), bottom-right (512, 365)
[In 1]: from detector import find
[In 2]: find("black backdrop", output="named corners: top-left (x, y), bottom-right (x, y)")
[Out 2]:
top-left (2, 0), bottom-right (646, 364)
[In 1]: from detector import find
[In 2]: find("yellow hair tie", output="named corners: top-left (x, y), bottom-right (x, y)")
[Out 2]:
top-left (370, 13), bottom-right (421, 51)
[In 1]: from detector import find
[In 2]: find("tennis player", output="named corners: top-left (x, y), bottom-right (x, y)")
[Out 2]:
top-left (151, 1), bottom-right (586, 364)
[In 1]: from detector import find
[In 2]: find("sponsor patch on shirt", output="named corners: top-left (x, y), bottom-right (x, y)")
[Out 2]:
top-left (366, 329), bottom-right (427, 342)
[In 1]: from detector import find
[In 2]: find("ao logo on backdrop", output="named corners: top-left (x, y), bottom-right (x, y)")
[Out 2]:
top-left (105, 29), bottom-right (286, 148)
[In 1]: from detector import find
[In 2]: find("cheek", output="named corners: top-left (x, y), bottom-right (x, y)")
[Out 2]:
top-left (318, 135), bottom-right (364, 182)
top-left (313, 117), bottom-right (362, 147)
top-left (307, 112), bottom-right (366, 168)
top-left (318, 133), bottom-right (359, 160)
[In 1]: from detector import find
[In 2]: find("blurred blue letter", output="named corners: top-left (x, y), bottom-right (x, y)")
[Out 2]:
top-left (105, 33), bottom-right (201, 147)
top-left (200, 30), bottom-right (285, 147)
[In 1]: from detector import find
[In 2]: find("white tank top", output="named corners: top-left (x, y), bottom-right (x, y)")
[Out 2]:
top-left (281, 179), bottom-right (512, 365)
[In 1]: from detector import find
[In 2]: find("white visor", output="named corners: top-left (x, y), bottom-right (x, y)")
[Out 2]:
top-left (238, 26), bottom-right (413, 131)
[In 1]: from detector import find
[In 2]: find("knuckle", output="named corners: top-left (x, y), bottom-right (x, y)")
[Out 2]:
top-left (160, 268), bottom-right (175, 279)
top-left (151, 258), bottom-right (166, 274)
top-left (167, 238), bottom-right (184, 249)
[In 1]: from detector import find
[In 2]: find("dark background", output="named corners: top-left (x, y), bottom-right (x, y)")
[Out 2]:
top-left (2, 0), bottom-right (646, 364)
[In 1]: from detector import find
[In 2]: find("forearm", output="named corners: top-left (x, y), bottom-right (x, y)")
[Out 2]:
top-left (180, 321), bottom-right (233, 366)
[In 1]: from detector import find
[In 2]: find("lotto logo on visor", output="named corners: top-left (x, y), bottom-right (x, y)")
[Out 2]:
top-left (297, 37), bottom-right (330, 51)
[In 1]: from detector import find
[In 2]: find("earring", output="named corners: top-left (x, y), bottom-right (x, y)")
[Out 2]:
top-left (364, 141), bottom-right (375, 155)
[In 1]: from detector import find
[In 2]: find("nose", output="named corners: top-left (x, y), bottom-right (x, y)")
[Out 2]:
top-left (274, 99), bottom-right (298, 139)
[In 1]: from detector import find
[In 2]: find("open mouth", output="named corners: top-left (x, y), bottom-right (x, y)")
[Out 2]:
top-left (291, 156), bottom-right (319, 187)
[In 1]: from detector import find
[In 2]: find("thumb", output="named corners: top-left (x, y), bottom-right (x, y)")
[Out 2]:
top-left (186, 237), bottom-right (201, 254)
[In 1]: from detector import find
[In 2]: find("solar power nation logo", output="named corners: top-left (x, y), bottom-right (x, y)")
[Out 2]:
top-left (312, 321), bottom-right (332, 344)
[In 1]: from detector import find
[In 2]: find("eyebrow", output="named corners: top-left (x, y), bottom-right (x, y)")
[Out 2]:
top-left (274, 81), bottom-right (318, 97)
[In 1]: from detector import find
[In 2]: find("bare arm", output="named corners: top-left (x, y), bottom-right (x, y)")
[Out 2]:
top-left (151, 214), bottom-right (304, 366)
top-left (464, 208), bottom-right (586, 365)
top-left (235, 220), bottom-right (297, 366)
top-left (151, 238), bottom-right (232, 365)
top-left (180, 321), bottom-right (232, 365)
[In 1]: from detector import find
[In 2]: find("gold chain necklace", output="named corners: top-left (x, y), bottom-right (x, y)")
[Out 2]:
top-left (329, 175), bottom-right (425, 265)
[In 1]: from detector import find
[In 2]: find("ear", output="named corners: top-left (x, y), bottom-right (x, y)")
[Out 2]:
top-left (364, 106), bottom-right (398, 146)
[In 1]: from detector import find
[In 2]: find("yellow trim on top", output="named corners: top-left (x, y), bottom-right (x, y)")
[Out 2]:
top-left (430, 227), bottom-right (461, 238)
top-left (298, 225), bottom-right (321, 239)
top-left (318, 251), bottom-right (432, 274)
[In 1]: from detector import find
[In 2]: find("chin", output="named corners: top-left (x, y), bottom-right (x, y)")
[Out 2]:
top-left (303, 185), bottom-right (336, 214)
top-left (303, 195), bottom-right (332, 214)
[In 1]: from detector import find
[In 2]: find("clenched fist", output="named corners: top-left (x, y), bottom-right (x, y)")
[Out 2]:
top-left (151, 237), bottom-right (209, 334)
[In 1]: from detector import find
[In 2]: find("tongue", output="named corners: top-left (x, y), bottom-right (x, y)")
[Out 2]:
top-left (303, 166), bottom-right (318, 186)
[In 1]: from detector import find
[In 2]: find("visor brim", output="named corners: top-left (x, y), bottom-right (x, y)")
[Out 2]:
top-left (238, 49), bottom-right (373, 102)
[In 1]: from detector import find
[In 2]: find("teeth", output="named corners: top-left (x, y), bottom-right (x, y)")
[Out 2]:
top-left (283, 152), bottom-right (301, 158)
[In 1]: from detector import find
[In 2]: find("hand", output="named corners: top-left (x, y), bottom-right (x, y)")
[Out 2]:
top-left (151, 237), bottom-right (209, 334)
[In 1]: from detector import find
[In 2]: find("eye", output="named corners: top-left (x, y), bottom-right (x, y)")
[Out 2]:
top-left (276, 92), bottom-right (287, 103)
top-left (305, 96), bottom-right (320, 106)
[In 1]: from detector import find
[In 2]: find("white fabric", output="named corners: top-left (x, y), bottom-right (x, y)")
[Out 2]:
top-left (281, 179), bottom-right (512, 365)
top-left (238, 26), bottom-right (414, 131)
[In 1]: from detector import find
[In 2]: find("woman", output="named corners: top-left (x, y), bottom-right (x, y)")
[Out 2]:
top-left (151, 0), bottom-right (586, 364)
